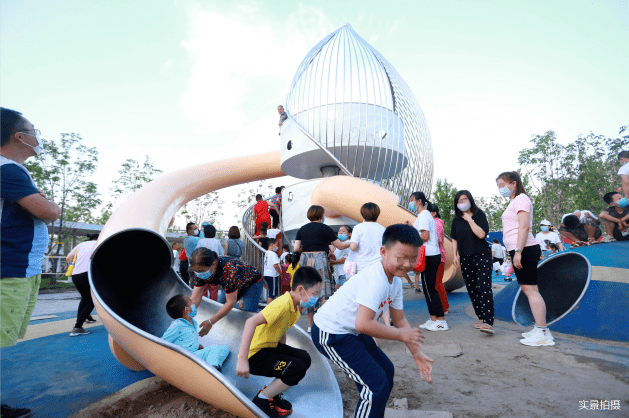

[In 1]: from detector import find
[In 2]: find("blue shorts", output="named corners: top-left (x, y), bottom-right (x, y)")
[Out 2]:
top-left (336, 274), bottom-right (348, 286)
top-left (264, 276), bottom-right (280, 298)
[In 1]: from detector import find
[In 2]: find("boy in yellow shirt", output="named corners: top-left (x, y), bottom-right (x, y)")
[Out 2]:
top-left (236, 266), bottom-right (322, 417)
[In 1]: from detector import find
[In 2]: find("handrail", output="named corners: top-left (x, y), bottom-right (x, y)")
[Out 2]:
top-left (240, 195), bottom-right (282, 273)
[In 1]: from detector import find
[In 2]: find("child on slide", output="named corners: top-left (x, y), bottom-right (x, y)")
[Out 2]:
top-left (161, 294), bottom-right (230, 371)
top-left (236, 266), bottom-right (323, 417)
top-left (312, 224), bottom-right (434, 418)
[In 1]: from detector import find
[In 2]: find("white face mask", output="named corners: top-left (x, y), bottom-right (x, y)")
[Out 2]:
top-left (19, 132), bottom-right (44, 156)
top-left (499, 186), bottom-right (513, 198)
top-left (457, 203), bottom-right (471, 212)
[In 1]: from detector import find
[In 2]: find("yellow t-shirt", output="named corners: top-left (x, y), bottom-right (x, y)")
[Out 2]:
top-left (248, 292), bottom-right (300, 358)
top-left (287, 263), bottom-right (299, 288)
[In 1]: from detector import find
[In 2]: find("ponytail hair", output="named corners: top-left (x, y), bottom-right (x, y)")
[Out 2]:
top-left (496, 171), bottom-right (526, 198)
top-left (190, 247), bottom-right (218, 267)
top-left (291, 251), bottom-right (301, 269)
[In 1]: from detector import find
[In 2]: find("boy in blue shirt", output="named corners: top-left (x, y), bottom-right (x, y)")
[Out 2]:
top-left (161, 294), bottom-right (229, 370)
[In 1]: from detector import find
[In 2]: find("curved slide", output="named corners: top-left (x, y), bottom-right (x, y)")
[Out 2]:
top-left (90, 151), bottom-right (460, 417)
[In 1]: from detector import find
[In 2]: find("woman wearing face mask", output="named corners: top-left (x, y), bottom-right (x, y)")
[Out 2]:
top-left (496, 171), bottom-right (554, 346)
top-left (410, 192), bottom-right (447, 332)
top-left (293, 205), bottom-right (350, 331)
top-left (330, 225), bottom-right (352, 290)
top-left (450, 191), bottom-right (494, 334)
top-left (189, 248), bottom-right (264, 337)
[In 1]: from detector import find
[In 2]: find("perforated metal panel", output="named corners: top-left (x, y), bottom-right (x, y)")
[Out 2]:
top-left (284, 23), bottom-right (434, 201)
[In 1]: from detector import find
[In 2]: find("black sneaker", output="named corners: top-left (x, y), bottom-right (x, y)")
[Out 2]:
top-left (415, 287), bottom-right (422, 294)
top-left (271, 393), bottom-right (292, 416)
top-left (252, 393), bottom-right (279, 418)
top-left (1, 404), bottom-right (32, 418)
top-left (85, 317), bottom-right (97, 323)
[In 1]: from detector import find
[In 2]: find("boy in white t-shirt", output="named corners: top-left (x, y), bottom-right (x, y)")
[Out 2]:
top-left (263, 239), bottom-right (282, 303)
top-left (312, 224), bottom-right (433, 418)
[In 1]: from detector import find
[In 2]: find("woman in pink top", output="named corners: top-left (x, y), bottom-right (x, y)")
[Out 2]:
top-left (428, 203), bottom-right (449, 315)
top-left (65, 234), bottom-right (99, 337)
top-left (497, 171), bottom-right (554, 347)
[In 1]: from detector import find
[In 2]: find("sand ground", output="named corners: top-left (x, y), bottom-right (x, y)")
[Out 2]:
top-left (72, 286), bottom-right (629, 418)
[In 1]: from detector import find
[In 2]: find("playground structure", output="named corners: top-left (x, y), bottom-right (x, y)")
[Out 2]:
top-left (90, 23), bottom-right (450, 417)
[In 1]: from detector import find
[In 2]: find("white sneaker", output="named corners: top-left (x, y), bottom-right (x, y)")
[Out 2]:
top-left (425, 320), bottom-right (449, 332)
top-left (519, 328), bottom-right (555, 346)
top-left (419, 319), bottom-right (433, 329)
top-left (522, 327), bottom-right (554, 340)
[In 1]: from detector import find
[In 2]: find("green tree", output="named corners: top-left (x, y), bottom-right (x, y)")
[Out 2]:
top-left (97, 156), bottom-right (163, 223)
top-left (180, 192), bottom-right (224, 231)
top-left (431, 178), bottom-right (457, 236)
top-left (232, 180), bottom-right (276, 225)
top-left (24, 133), bottom-right (101, 249)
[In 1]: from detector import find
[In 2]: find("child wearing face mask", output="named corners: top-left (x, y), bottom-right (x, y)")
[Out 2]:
top-left (161, 294), bottom-right (230, 370)
top-left (236, 266), bottom-right (323, 418)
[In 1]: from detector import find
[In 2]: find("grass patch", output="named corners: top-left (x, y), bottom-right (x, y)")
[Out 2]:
top-left (40, 275), bottom-right (75, 290)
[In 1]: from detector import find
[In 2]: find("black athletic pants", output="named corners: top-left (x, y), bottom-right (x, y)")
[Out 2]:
top-left (421, 254), bottom-right (444, 317)
top-left (248, 343), bottom-right (311, 386)
top-left (460, 253), bottom-right (494, 326)
top-left (179, 259), bottom-right (190, 284)
top-left (269, 209), bottom-right (280, 229)
top-left (72, 272), bottom-right (94, 329)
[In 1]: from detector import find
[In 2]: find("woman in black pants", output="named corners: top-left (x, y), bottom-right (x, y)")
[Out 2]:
top-left (65, 234), bottom-right (99, 337)
top-left (410, 192), bottom-right (448, 332)
top-left (450, 191), bottom-right (495, 334)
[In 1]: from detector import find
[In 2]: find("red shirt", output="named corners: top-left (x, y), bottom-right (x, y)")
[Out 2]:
top-left (254, 200), bottom-right (271, 220)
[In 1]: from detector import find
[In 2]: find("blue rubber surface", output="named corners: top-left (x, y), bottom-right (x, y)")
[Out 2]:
top-left (0, 325), bottom-right (153, 417)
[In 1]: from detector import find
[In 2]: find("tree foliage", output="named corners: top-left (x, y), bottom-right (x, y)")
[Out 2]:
top-left (431, 178), bottom-right (457, 236)
top-left (24, 133), bottom-right (101, 253)
top-left (518, 128), bottom-right (629, 226)
top-left (232, 180), bottom-right (276, 225)
top-left (180, 192), bottom-right (224, 230)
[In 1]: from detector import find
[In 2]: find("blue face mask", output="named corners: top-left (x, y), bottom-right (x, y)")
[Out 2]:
top-left (189, 304), bottom-right (197, 318)
top-left (195, 269), bottom-right (212, 280)
top-left (618, 197), bottom-right (629, 208)
top-left (300, 293), bottom-right (319, 309)
top-left (499, 186), bottom-right (513, 198)
top-left (408, 201), bottom-right (416, 212)
top-left (321, 216), bottom-right (326, 224)
top-left (338, 234), bottom-right (347, 241)
top-left (199, 231), bottom-right (205, 239)
top-left (540, 226), bottom-right (549, 232)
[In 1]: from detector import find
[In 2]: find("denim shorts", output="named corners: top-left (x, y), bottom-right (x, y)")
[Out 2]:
top-left (336, 274), bottom-right (348, 286)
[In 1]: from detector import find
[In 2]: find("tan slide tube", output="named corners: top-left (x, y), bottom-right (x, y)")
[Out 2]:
top-left (311, 176), bottom-right (464, 290)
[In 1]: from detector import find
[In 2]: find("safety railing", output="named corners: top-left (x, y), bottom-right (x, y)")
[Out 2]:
top-left (241, 195), bottom-right (282, 272)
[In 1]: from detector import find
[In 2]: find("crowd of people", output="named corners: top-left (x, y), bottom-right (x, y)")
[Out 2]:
top-left (2, 105), bottom-right (628, 418)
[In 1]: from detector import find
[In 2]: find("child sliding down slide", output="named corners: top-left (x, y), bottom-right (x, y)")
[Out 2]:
top-left (312, 224), bottom-right (434, 418)
top-left (237, 266), bottom-right (323, 417)
top-left (161, 294), bottom-right (230, 370)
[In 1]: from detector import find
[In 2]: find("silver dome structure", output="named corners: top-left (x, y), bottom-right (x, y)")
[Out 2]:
top-left (280, 23), bottom-right (434, 201)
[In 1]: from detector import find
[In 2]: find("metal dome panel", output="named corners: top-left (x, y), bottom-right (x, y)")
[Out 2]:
top-left (282, 23), bottom-right (434, 200)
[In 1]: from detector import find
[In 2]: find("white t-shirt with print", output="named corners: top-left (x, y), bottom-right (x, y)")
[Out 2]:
top-left (266, 229), bottom-right (281, 239)
top-left (349, 221), bottom-right (386, 271)
top-left (333, 246), bottom-right (350, 277)
top-left (413, 209), bottom-right (440, 256)
top-left (314, 262), bottom-right (403, 336)
top-left (534, 231), bottom-right (562, 249)
top-left (618, 162), bottom-right (629, 176)
top-left (263, 250), bottom-right (280, 277)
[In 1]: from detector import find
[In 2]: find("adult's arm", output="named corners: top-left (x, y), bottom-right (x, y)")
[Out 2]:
top-left (332, 239), bottom-right (350, 249)
top-left (236, 312), bottom-right (267, 378)
top-left (513, 210), bottom-right (531, 269)
top-left (293, 240), bottom-right (302, 252)
top-left (350, 242), bottom-right (359, 251)
top-left (66, 245), bottom-right (78, 263)
top-left (452, 239), bottom-right (460, 268)
top-left (419, 230), bottom-right (430, 242)
top-left (17, 193), bottom-right (61, 223)
top-left (463, 211), bottom-right (488, 239)
top-left (199, 290), bottom-right (238, 336)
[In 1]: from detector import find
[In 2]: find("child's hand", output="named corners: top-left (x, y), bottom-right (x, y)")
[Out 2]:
top-left (198, 320), bottom-right (213, 337)
top-left (236, 358), bottom-right (250, 379)
top-left (413, 351), bottom-right (434, 382)
top-left (401, 328), bottom-right (425, 347)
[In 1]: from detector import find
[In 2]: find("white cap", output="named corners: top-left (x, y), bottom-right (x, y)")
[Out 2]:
top-left (540, 219), bottom-right (551, 226)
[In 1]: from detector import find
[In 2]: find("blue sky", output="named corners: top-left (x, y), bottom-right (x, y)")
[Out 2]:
top-left (2, 0), bottom-right (628, 228)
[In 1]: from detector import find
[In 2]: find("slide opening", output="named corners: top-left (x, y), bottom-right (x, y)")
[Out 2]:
top-left (512, 252), bottom-right (591, 327)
